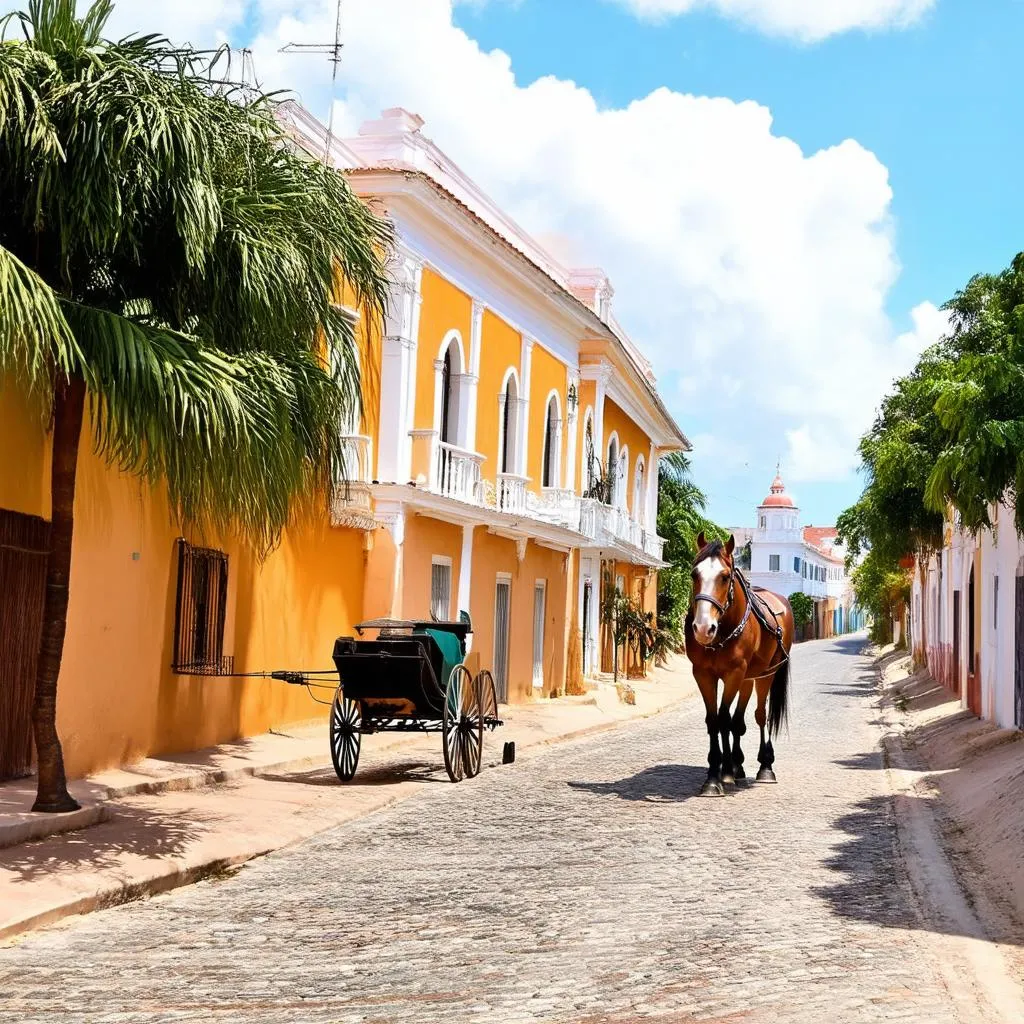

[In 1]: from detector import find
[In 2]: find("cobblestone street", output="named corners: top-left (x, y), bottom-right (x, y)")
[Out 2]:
top-left (0, 637), bottom-right (1001, 1023)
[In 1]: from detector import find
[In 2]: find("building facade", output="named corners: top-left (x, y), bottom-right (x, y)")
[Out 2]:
top-left (730, 474), bottom-right (860, 638)
top-left (910, 501), bottom-right (1024, 730)
top-left (0, 104), bottom-right (686, 783)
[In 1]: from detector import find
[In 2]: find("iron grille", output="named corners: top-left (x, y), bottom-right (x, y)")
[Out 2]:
top-left (172, 539), bottom-right (233, 675)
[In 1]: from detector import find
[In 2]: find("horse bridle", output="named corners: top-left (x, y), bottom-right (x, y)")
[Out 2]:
top-left (691, 556), bottom-right (787, 661)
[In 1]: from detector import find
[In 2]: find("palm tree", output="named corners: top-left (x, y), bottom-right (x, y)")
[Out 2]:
top-left (0, 0), bottom-right (391, 812)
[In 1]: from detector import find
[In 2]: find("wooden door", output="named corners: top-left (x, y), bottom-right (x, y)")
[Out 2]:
top-left (0, 509), bottom-right (50, 780)
top-left (493, 579), bottom-right (511, 703)
top-left (952, 590), bottom-right (961, 696)
top-left (1015, 572), bottom-right (1024, 728)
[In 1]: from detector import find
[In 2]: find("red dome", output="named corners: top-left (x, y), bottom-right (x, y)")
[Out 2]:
top-left (760, 473), bottom-right (795, 508)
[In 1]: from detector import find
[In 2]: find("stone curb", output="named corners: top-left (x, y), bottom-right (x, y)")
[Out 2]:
top-left (0, 690), bottom-right (691, 944)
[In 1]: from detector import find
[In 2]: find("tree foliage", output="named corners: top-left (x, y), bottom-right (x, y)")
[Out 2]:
top-left (787, 591), bottom-right (814, 630)
top-left (0, 0), bottom-right (392, 549)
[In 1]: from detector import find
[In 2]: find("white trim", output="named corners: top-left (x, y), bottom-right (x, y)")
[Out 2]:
top-left (431, 554), bottom-right (453, 567)
top-left (457, 524), bottom-right (474, 619)
top-left (496, 571), bottom-right (513, 582)
top-left (437, 328), bottom-right (466, 368)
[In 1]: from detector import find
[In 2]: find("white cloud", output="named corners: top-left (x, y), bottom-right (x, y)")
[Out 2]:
top-left (609, 0), bottom-right (935, 42)
top-left (91, 0), bottom-right (936, 509)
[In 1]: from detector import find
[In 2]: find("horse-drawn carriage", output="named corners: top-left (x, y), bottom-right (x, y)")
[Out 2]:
top-left (273, 616), bottom-right (502, 784)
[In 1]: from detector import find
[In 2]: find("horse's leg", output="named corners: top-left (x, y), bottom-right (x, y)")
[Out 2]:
top-left (731, 678), bottom-right (754, 783)
top-left (718, 674), bottom-right (742, 785)
top-left (754, 675), bottom-right (776, 783)
top-left (695, 671), bottom-right (724, 797)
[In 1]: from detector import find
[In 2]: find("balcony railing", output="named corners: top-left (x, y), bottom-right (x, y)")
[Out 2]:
top-left (527, 487), bottom-right (580, 528)
top-left (497, 473), bottom-right (529, 515)
top-left (331, 434), bottom-right (374, 528)
top-left (436, 441), bottom-right (483, 504)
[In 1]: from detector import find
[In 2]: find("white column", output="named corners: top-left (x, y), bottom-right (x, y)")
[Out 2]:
top-left (378, 245), bottom-right (422, 484)
top-left (518, 336), bottom-right (535, 477)
top-left (565, 373), bottom-right (579, 492)
top-left (457, 524), bottom-right (475, 617)
top-left (465, 301), bottom-right (484, 451)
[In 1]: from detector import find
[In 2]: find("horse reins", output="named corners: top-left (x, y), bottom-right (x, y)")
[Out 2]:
top-left (691, 552), bottom-right (790, 674)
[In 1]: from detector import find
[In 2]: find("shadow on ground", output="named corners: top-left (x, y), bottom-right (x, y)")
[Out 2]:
top-left (567, 763), bottom-right (761, 802)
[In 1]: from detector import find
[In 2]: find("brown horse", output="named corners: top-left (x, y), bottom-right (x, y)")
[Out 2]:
top-left (684, 533), bottom-right (794, 797)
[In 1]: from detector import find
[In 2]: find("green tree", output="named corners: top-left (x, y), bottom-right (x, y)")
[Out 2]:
top-left (0, 0), bottom-right (391, 811)
top-left (925, 255), bottom-right (1024, 535)
top-left (656, 451), bottom-right (726, 643)
top-left (787, 592), bottom-right (814, 633)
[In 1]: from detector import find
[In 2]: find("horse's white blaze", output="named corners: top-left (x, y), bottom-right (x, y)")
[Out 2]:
top-left (693, 555), bottom-right (726, 634)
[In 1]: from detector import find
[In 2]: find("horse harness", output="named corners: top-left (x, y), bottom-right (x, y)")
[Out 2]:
top-left (692, 560), bottom-right (789, 677)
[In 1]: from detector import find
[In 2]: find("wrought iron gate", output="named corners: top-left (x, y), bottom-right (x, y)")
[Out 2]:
top-left (0, 508), bottom-right (50, 780)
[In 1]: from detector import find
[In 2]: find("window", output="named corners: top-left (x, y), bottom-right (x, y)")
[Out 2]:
top-left (794, 556), bottom-right (801, 573)
top-left (499, 371), bottom-right (519, 474)
top-left (542, 395), bottom-right (560, 488)
top-left (582, 410), bottom-right (596, 493)
top-left (633, 457), bottom-right (645, 522)
top-left (760, 516), bottom-right (766, 529)
top-left (440, 346), bottom-right (453, 443)
top-left (994, 576), bottom-right (999, 630)
top-left (802, 562), bottom-right (807, 579)
top-left (431, 557), bottom-right (452, 620)
top-left (769, 554), bottom-right (780, 572)
top-left (172, 539), bottom-right (230, 674)
top-left (606, 436), bottom-right (619, 505)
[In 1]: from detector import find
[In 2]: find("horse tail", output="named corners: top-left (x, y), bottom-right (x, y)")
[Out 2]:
top-left (767, 657), bottom-right (790, 739)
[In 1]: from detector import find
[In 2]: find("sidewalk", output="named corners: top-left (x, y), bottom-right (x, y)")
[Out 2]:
top-left (0, 657), bottom-right (693, 943)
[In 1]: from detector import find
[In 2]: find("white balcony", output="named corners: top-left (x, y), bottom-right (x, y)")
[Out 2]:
top-left (435, 441), bottom-right (483, 504)
top-left (576, 497), bottom-right (667, 564)
top-left (331, 434), bottom-right (375, 529)
top-left (528, 487), bottom-right (581, 530)
top-left (497, 473), bottom-right (529, 515)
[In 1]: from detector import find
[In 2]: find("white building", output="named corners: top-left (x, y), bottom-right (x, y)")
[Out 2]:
top-left (910, 500), bottom-right (1024, 730)
top-left (730, 473), bottom-right (860, 637)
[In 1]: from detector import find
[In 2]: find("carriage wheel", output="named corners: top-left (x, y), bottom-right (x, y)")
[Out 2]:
top-left (462, 672), bottom-right (485, 779)
top-left (475, 669), bottom-right (498, 725)
top-left (442, 665), bottom-right (474, 783)
top-left (330, 690), bottom-right (361, 782)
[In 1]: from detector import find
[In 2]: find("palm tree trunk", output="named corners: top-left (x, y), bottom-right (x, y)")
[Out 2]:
top-left (32, 374), bottom-right (85, 813)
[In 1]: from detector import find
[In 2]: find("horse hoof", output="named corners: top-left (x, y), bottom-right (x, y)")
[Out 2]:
top-left (733, 765), bottom-right (746, 781)
top-left (721, 773), bottom-right (736, 786)
top-left (700, 778), bottom-right (726, 797)
top-left (755, 767), bottom-right (777, 784)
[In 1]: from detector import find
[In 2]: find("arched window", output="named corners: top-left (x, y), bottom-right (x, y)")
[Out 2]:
top-left (436, 332), bottom-right (465, 447)
top-left (633, 456), bottom-right (645, 522)
top-left (606, 435), bottom-right (618, 505)
top-left (617, 445), bottom-right (629, 508)
top-left (541, 394), bottom-right (560, 488)
top-left (582, 408), bottom-right (595, 493)
top-left (440, 346), bottom-right (453, 443)
top-left (499, 370), bottom-right (519, 474)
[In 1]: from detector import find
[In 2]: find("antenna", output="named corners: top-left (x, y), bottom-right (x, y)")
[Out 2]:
top-left (280, 0), bottom-right (345, 162)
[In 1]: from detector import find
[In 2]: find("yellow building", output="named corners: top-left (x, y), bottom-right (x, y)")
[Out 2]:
top-left (0, 104), bottom-right (687, 783)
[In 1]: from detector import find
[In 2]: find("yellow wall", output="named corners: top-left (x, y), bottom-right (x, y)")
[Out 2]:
top-left (527, 345), bottom-right (569, 489)
top-left (602, 397), bottom-right (653, 517)
top-left (401, 515), bottom-right (463, 620)
top-left (1, 386), bottom-right (365, 779)
top-left (476, 309), bottom-right (522, 480)
top-left (0, 383), bottom-right (50, 518)
top-left (415, 268), bottom-right (472, 433)
top-left (464, 530), bottom-right (568, 702)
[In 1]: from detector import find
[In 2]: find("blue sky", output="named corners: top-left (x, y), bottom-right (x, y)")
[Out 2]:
top-left (449, 0), bottom-right (1024, 525)
top-left (105, 0), bottom-right (1023, 530)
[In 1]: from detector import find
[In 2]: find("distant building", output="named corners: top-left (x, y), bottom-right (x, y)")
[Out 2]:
top-left (728, 473), bottom-right (863, 638)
